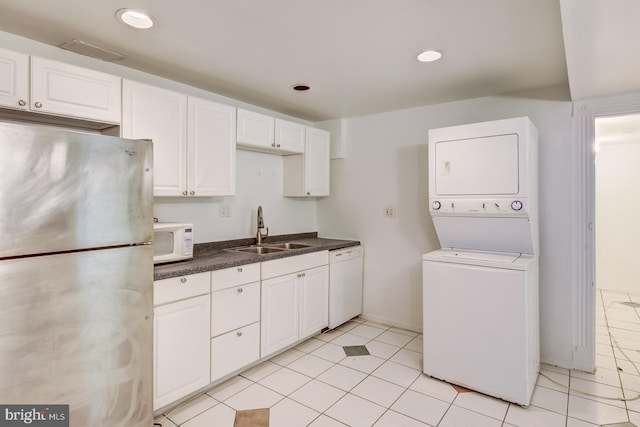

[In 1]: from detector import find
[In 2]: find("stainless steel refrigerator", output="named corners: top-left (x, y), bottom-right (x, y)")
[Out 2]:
top-left (0, 122), bottom-right (154, 426)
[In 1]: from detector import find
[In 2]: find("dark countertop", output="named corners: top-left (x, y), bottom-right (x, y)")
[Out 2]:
top-left (154, 232), bottom-right (361, 281)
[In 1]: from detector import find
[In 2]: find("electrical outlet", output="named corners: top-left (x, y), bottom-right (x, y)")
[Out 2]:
top-left (219, 204), bottom-right (231, 217)
top-left (384, 206), bottom-right (396, 218)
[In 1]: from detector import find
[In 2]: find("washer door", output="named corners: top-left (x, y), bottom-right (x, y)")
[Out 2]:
top-left (422, 259), bottom-right (536, 406)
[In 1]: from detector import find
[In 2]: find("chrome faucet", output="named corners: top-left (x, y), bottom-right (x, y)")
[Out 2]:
top-left (256, 205), bottom-right (268, 245)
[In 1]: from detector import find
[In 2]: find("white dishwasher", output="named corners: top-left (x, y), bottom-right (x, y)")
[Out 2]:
top-left (329, 245), bottom-right (364, 329)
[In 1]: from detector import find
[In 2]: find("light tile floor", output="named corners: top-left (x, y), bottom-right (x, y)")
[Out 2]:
top-left (155, 289), bottom-right (640, 426)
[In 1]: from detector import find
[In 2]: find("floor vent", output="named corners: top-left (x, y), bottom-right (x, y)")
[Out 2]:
top-left (343, 345), bottom-right (370, 356)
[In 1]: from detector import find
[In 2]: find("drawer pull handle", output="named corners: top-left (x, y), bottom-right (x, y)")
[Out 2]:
top-left (237, 287), bottom-right (243, 293)
top-left (237, 331), bottom-right (243, 337)
top-left (34, 101), bottom-right (43, 108)
top-left (180, 278), bottom-right (187, 283)
top-left (237, 267), bottom-right (243, 272)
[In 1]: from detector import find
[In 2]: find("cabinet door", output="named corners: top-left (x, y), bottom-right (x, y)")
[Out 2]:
top-left (237, 108), bottom-right (274, 149)
top-left (188, 98), bottom-right (236, 196)
top-left (261, 273), bottom-right (299, 358)
top-left (30, 57), bottom-right (121, 123)
top-left (153, 294), bottom-right (211, 410)
top-left (122, 80), bottom-right (187, 196)
top-left (299, 265), bottom-right (329, 339)
top-left (305, 127), bottom-right (331, 196)
top-left (275, 118), bottom-right (305, 153)
top-left (0, 47), bottom-right (28, 111)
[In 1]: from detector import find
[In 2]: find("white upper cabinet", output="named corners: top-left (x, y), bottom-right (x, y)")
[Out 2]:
top-left (275, 118), bottom-right (305, 152)
top-left (237, 108), bottom-right (305, 154)
top-left (0, 47), bottom-right (28, 110)
top-left (122, 80), bottom-right (187, 196)
top-left (31, 57), bottom-right (121, 123)
top-left (0, 49), bottom-right (121, 124)
top-left (283, 127), bottom-right (331, 197)
top-left (122, 80), bottom-right (236, 197)
top-left (188, 98), bottom-right (236, 196)
top-left (237, 108), bottom-right (274, 149)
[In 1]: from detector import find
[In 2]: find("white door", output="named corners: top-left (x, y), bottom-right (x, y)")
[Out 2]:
top-left (0, 47), bottom-right (28, 110)
top-left (299, 265), bottom-right (329, 339)
top-left (305, 127), bottom-right (330, 196)
top-left (153, 294), bottom-right (211, 410)
top-left (434, 134), bottom-right (519, 196)
top-left (30, 56), bottom-right (121, 123)
top-left (122, 80), bottom-right (187, 196)
top-left (261, 273), bottom-right (299, 358)
top-left (188, 97), bottom-right (236, 196)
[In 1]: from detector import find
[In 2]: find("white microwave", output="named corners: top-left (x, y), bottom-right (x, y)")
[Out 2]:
top-left (153, 222), bottom-right (194, 264)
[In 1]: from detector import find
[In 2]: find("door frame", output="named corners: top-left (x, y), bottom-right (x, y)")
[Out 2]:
top-left (571, 90), bottom-right (640, 371)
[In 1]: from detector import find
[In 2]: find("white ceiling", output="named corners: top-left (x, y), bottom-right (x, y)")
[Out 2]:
top-left (0, 0), bottom-right (638, 122)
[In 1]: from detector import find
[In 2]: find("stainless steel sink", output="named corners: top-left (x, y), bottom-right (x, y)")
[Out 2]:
top-left (265, 242), bottom-right (312, 250)
top-left (232, 246), bottom-right (286, 254)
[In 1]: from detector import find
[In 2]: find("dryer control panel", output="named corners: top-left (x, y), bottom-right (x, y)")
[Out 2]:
top-left (430, 198), bottom-right (528, 216)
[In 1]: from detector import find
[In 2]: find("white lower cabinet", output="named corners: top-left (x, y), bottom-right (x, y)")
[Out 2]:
top-left (153, 253), bottom-right (332, 409)
top-left (261, 274), bottom-right (299, 357)
top-left (261, 251), bottom-right (329, 358)
top-left (210, 264), bottom-right (261, 382)
top-left (211, 322), bottom-right (260, 382)
top-left (299, 265), bottom-right (330, 339)
top-left (153, 273), bottom-right (211, 411)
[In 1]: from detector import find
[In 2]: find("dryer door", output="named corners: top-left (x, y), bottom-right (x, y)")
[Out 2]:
top-left (433, 134), bottom-right (519, 196)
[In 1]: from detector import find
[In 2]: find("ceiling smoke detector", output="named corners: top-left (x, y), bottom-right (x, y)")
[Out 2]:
top-left (116, 9), bottom-right (155, 29)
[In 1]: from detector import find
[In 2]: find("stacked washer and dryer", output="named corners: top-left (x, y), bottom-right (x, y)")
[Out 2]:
top-left (422, 117), bottom-right (540, 407)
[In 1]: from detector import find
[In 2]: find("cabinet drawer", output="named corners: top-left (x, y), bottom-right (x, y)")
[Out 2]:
top-left (211, 282), bottom-right (260, 336)
top-left (211, 322), bottom-right (260, 382)
top-left (211, 263), bottom-right (260, 291)
top-left (154, 272), bottom-right (210, 306)
top-left (261, 250), bottom-right (329, 280)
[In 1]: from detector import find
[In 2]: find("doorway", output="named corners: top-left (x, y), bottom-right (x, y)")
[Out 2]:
top-left (571, 95), bottom-right (640, 373)
top-left (594, 113), bottom-right (640, 294)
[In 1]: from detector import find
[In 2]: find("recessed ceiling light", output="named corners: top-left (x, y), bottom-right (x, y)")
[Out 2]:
top-left (116, 9), bottom-right (155, 29)
top-left (291, 84), bottom-right (310, 92)
top-left (417, 50), bottom-right (443, 62)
